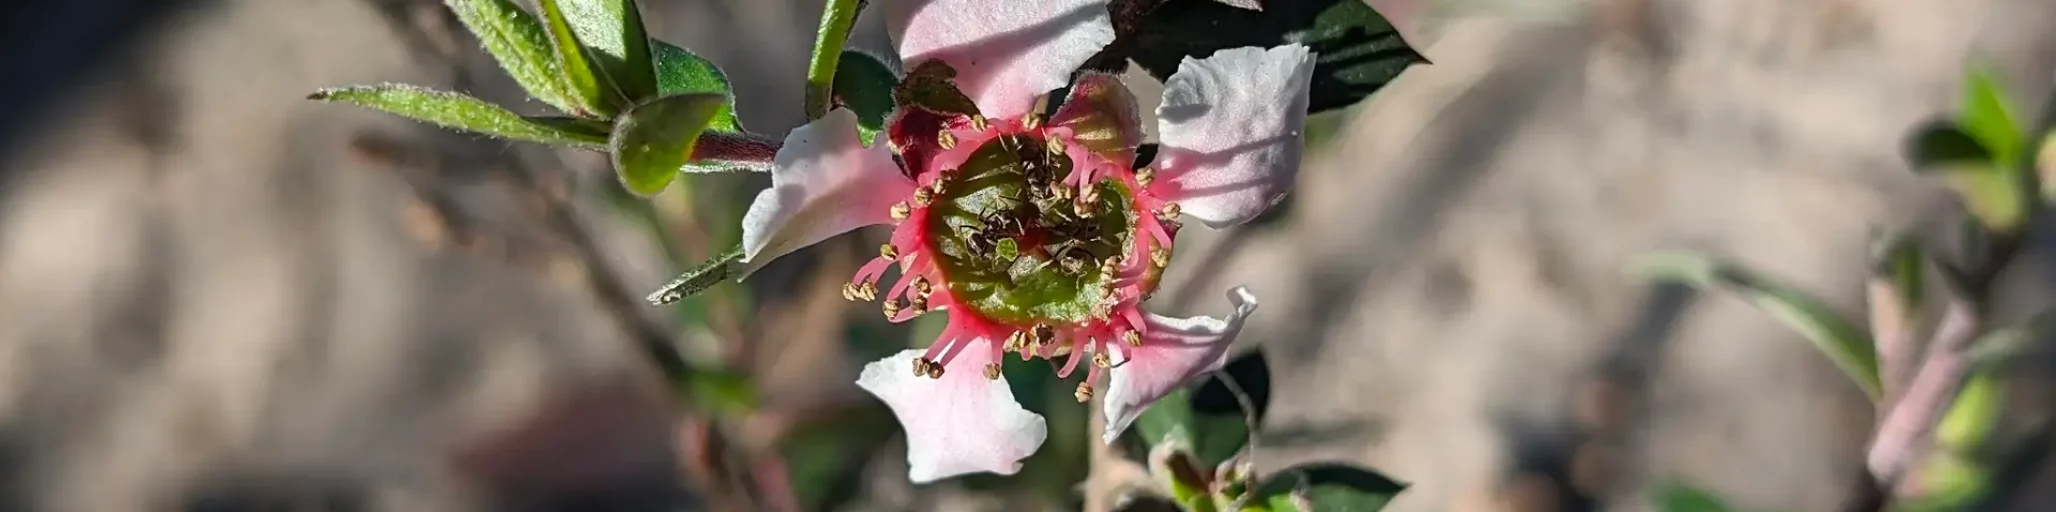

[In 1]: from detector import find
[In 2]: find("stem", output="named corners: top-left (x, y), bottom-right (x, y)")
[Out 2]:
top-left (803, 0), bottom-right (864, 120)
top-left (689, 131), bottom-right (782, 172)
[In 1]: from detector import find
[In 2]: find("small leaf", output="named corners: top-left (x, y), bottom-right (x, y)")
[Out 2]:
top-left (1134, 349), bottom-right (1271, 468)
top-left (1906, 120), bottom-right (1994, 168)
top-left (1958, 67), bottom-right (2025, 166)
top-left (309, 84), bottom-right (608, 148)
top-left (610, 93), bottom-right (727, 196)
top-left (1936, 370), bottom-right (2004, 454)
top-left (646, 243), bottom-right (743, 305)
top-left (1906, 119), bottom-right (2030, 232)
top-left (444, 0), bottom-right (576, 112)
top-left (1652, 483), bottom-right (1733, 512)
top-left (1633, 252), bottom-right (1881, 400)
top-left (1107, 0), bottom-right (1425, 114)
top-left (537, 0), bottom-right (611, 117)
top-left (555, 0), bottom-right (657, 104)
top-left (677, 365), bottom-right (759, 417)
top-left (833, 50), bottom-right (898, 146)
top-left (1253, 462), bottom-right (1405, 512)
top-left (653, 41), bottom-right (741, 132)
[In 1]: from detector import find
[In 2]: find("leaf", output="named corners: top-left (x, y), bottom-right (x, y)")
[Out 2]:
top-left (1958, 67), bottom-right (2025, 166)
top-left (833, 50), bottom-right (897, 146)
top-left (1253, 462), bottom-right (1405, 512)
top-left (1936, 370), bottom-right (2004, 454)
top-left (1104, 0), bottom-right (1425, 114)
top-left (1906, 119), bottom-right (2029, 232)
top-left (611, 93), bottom-right (728, 196)
top-left (309, 84), bottom-right (608, 148)
top-left (1133, 349), bottom-right (1271, 468)
top-left (443, 0), bottom-right (576, 112)
top-left (653, 41), bottom-right (740, 132)
top-left (1652, 483), bottom-right (1733, 512)
top-left (1906, 120), bottom-right (1994, 168)
top-left (554, 0), bottom-right (657, 104)
top-left (677, 365), bottom-right (759, 417)
top-left (1633, 252), bottom-right (1881, 400)
top-left (537, 0), bottom-right (611, 117)
top-left (645, 243), bottom-right (743, 305)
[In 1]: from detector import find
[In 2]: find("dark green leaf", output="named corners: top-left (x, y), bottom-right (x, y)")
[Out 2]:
top-left (555, 0), bottom-right (657, 104)
top-left (443, 0), bottom-right (575, 112)
top-left (1652, 483), bottom-right (1733, 512)
top-left (1106, 0), bottom-right (1424, 114)
top-left (1905, 119), bottom-right (2029, 232)
top-left (833, 50), bottom-right (897, 146)
top-left (1254, 462), bottom-right (1405, 512)
top-left (1906, 120), bottom-right (1994, 169)
top-left (645, 242), bottom-right (742, 305)
top-left (537, 0), bottom-right (611, 117)
top-left (309, 84), bottom-right (607, 148)
top-left (677, 365), bottom-right (759, 417)
top-left (1959, 67), bottom-right (2024, 165)
top-left (652, 41), bottom-right (740, 132)
top-left (1633, 252), bottom-right (1881, 400)
top-left (1134, 349), bottom-right (1270, 468)
top-left (611, 93), bottom-right (727, 196)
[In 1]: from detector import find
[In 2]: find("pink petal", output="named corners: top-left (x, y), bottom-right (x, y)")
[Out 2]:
top-left (857, 348), bottom-right (1048, 483)
top-left (740, 109), bottom-right (912, 275)
top-left (1050, 72), bottom-right (1145, 164)
top-left (1151, 45), bottom-right (1316, 229)
top-left (1101, 287), bottom-right (1261, 443)
top-left (884, 0), bottom-right (1116, 117)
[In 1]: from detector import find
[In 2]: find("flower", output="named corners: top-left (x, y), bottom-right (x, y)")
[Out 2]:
top-left (739, 0), bottom-right (1315, 483)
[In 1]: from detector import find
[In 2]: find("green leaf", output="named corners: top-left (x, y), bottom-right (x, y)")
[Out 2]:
top-left (652, 41), bottom-right (740, 132)
top-left (1633, 252), bottom-right (1881, 400)
top-left (1253, 462), bottom-right (1405, 512)
top-left (833, 50), bottom-right (897, 146)
top-left (1652, 483), bottom-right (1733, 512)
top-left (677, 365), bottom-right (759, 417)
top-left (1907, 119), bottom-right (2030, 232)
top-left (537, 0), bottom-right (611, 117)
top-left (610, 93), bottom-right (727, 196)
top-left (1107, 0), bottom-right (1425, 114)
top-left (1958, 67), bottom-right (2025, 166)
top-left (645, 242), bottom-right (742, 305)
top-left (1936, 370), bottom-right (2005, 454)
top-left (1134, 349), bottom-right (1271, 468)
top-left (555, 0), bottom-right (657, 104)
top-left (309, 84), bottom-right (608, 148)
top-left (1906, 120), bottom-right (1994, 168)
top-left (804, 0), bottom-right (864, 119)
top-left (443, 0), bottom-right (576, 113)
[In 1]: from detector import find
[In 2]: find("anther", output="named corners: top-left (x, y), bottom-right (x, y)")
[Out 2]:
top-left (882, 299), bottom-right (903, 318)
top-left (1073, 198), bottom-right (1097, 218)
top-left (841, 283), bottom-right (860, 301)
top-left (929, 174), bottom-right (950, 194)
top-left (909, 296), bottom-right (928, 313)
top-left (1135, 167), bottom-right (1155, 188)
top-left (983, 362), bottom-right (1002, 380)
top-left (880, 243), bottom-right (900, 261)
top-left (1021, 113), bottom-right (1043, 131)
top-left (912, 276), bottom-right (933, 297)
top-left (1033, 325), bottom-right (1056, 346)
top-left (1098, 258), bottom-right (1118, 277)
top-left (1150, 246), bottom-right (1172, 268)
top-left (1049, 181), bottom-right (1075, 201)
top-left (912, 357), bottom-right (934, 377)
top-left (1123, 330), bottom-right (1142, 346)
top-left (937, 129), bottom-right (957, 150)
top-left (969, 114), bottom-right (989, 132)
top-left (1004, 331), bottom-right (1027, 352)
top-left (1045, 136), bottom-right (1065, 156)
top-left (1074, 383), bottom-right (1094, 402)
top-left (1160, 202), bottom-right (1182, 221)
top-left (912, 187), bottom-right (933, 207)
top-left (856, 282), bottom-right (878, 301)
top-left (927, 362), bottom-right (945, 379)
top-left (1093, 351), bottom-right (1112, 368)
top-left (889, 202), bottom-right (911, 221)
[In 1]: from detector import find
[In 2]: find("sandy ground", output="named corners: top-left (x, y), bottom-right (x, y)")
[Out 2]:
top-left (2, 0), bottom-right (2056, 510)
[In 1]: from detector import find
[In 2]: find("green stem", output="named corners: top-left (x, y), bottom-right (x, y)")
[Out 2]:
top-left (803, 0), bottom-right (864, 120)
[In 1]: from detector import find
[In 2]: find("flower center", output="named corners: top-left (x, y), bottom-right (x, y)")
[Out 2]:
top-left (924, 134), bottom-right (1134, 325)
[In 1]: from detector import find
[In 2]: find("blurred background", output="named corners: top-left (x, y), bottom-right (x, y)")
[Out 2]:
top-left (4, 0), bottom-right (2056, 510)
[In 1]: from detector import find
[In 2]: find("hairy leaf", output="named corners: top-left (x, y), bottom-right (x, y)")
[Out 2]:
top-left (555, 0), bottom-right (657, 104)
top-left (1253, 462), bottom-right (1405, 511)
top-left (646, 243), bottom-right (744, 305)
top-left (443, 0), bottom-right (575, 112)
top-left (537, 0), bottom-right (611, 116)
top-left (653, 41), bottom-right (740, 132)
top-left (1634, 252), bottom-right (1881, 400)
top-left (834, 50), bottom-right (898, 146)
top-left (309, 84), bottom-right (607, 148)
top-left (611, 93), bottom-right (728, 196)
top-left (1100, 0), bottom-right (1425, 114)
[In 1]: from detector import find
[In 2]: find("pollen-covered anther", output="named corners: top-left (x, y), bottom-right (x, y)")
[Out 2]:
top-left (983, 362), bottom-right (1002, 380)
top-left (880, 243), bottom-right (900, 261)
top-left (1033, 325), bottom-right (1056, 347)
top-left (1150, 246), bottom-right (1172, 268)
top-left (1092, 351), bottom-right (1112, 368)
top-left (969, 114), bottom-right (990, 132)
top-left (889, 202), bottom-right (911, 221)
top-left (1021, 112), bottom-right (1043, 130)
top-left (1049, 181), bottom-right (1075, 201)
top-left (937, 129), bottom-right (957, 150)
top-left (882, 298), bottom-right (903, 318)
top-left (840, 283), bottom-right (860, 301)
top-left (1003, 331), bottom-right (1027, 352)
top-left (1044, 135), bottom-right (1065, 156)
top-left (912, 276), bottom-right (933, 298)
top-left (911, 357), bottom-right (936, 378)
top-left (1160, 202), bottom-right (1182, 221)
top-left (1074, 383), bottom-right (1094, 402)
top-left (1122, 330), bottom-right (1142, 346)
top-left (911, 187), bottom-right (934, 207)
top-left (909, 296), bottom-right (929, 313)
top-left (857, 282), bottom-right (878, 301)
top-left (926, 361), bottom-right (945, 379)
top-left (1135, 167), bottom-right (1155, 188)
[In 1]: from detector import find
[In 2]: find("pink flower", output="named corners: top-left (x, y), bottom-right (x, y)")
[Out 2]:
top-left (739, 0), bottom-right (1314, 483)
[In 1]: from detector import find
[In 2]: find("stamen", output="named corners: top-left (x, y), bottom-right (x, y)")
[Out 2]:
top-left (882, 298), bottom-right (903, 319)
top-left (1021, 112), bottom-right (1043, 131)
top-left (912, 276), bottom-right (933, 297)
top-left (889, 202), bottom-right (911, 221)
top-left (909, 296), bottom-right (929, 313)
top-left (1150, 246), bottom-right (1172, 269)
top-left (1033, 324), bottom-right (1056, 347)
top-left (1135, 167), bottom-right (1154, 188)
top-left (912, 187), bottom-right (933, 207)
top-left (969, 114), bottom-right (989, 132)
top-left (912, 357), bottom-right (935, 377)
top-left (1045, 135), bottom-right (1065, 156)
top-left (983, 362), bottom-right (1002, 380)
top-left (1122, 329), bottom-right (1142, 346)
top-left (840, 283), bottom-right (860, 301)
top-left (1074, 383), bottom-right (1094, 402)
top-left (937, 129), bottom-right (957, 150)
top-left (880, 243), bottom-right (899, 261)
top-left (1093, 350), bottom-right (1112, 368)
top-left (1050, 181), bottom-right (1075, 201)
top-left (1160, 202), bottom-right (1182, 222)
top-left (1003, 331), bottom-right (1027, 352)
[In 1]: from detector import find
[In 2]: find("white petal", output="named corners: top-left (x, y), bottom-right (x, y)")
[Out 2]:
top-left (739, 109), bottom-right (911, 275)
top-left (885, 0), bottom-right (1116, 117)
top-left (1152, 44), bottom-right (1317, 228)
top-left (1102, 287), bottom-right (1261, 443)
top-left (857, 348), bottom-right (1048, 483)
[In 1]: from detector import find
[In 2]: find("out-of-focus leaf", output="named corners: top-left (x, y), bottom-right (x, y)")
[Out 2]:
top-left (1968, 310), bottom-right (2056, 367)
top-left (1146, 441), bottom-right (1211, 504)
top-left (1901, 451), bottom-right (1991, 512)
top-left (610, 93), bottom-right (726, 196)
top-left (1105, 0), bottom-right (1425, 114)
top-left (443, 0), bottom-right (576, 112)
top-left (1958, 67), bottom-right (2025, 166)
top-left (833, 50), bottom-right (897, 146)
top-left (309, 84), bottom-right (607, 148)
top-left (653, 41), bottom-right (740, 132)
top-left (1633, 252), bottom-right (1881, 400)
top-left (1906, 119), bottom-right (2030, 232)
top-left (1907, 120), bottom-right (1995, 168)
top-left (555, 0), bottom-right (657, 104)
top-left (1652, 483), bottom-right (1733, 512)
top-left (1936, 371), bottom-right (2004, 454)
top-left (677, 366), bottom-right (759, 417)
top-left (1134, 349), bottom-right (1271, 468)
top-left (645, 242), bottom-right (742, 305)
top-left (537, 0), bottom-right (611, 117)
top-left (1252, 462), bottom-right (1405, 511)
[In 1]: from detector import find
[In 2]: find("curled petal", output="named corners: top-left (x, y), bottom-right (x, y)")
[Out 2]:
top-left (1152, 45), bottom-right (1317, 228)
top-left (857, 348), bottom-right (1049, 483)
top-left (740, 109), bottom-right (912, 275)
top-left (1102, 287), bottom-right (1261, 443)
top-left (1050, 72), bottom-right (1144, 165)
top-left (885, 0), bottom-right (1116, 117)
